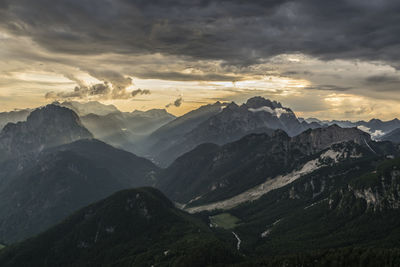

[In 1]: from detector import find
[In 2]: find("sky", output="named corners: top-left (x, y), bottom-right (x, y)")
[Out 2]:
top-left (0, 0), bottom-right (399, 120)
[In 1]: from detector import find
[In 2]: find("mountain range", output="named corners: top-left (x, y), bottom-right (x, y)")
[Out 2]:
top-left (145, 97), bottom-right (320, 166)
top-left (302, 117), bottom-right (400, 139)
top-left (80, 108), bottom-right (175, 152)
top-left (157, 125), bottom-right (389, 209)
top-left (0, 97), bottom-right (400, 266)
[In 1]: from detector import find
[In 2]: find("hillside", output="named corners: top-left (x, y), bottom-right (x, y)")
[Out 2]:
top-left (203, 156), bottom-right (400, 260)
top-left (0, 188), bottom-right (239, 267)
top-left (157, 125), bottom-right (377, 207)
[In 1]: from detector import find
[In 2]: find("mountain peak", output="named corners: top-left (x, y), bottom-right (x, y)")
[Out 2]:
top-left (245, 96), bottom-right (283, 109)
top-left (0, 105), bottom-right (92, 159)
top-left (225, 101), bottom-right (240, 110)
top-left (368, 118), bottom-right (383, 123)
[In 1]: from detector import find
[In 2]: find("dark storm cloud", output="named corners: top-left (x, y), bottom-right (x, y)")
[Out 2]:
top-left (1, 0), bottom-right (400, 66)
top-left (166, 97), bottom-right (183, 108)
top-left (131, 89), bottom-right (151, 97)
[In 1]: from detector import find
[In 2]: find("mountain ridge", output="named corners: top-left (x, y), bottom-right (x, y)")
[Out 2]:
top-left (157, 124), bottom-right (375, 207)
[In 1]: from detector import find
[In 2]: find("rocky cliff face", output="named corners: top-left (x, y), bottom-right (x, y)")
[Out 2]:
top-left (0, 104), bottom-right (92, 160)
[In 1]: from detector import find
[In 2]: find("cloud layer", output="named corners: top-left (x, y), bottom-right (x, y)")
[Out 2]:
top-left (1, 0), bottom-right (400, 65)
top-left (0, 0), bottom-right (400, 119)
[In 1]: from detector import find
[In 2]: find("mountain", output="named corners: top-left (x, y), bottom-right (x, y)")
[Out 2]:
top-left (0, 104), bottom-right (160, 243)
top-left (80, 109), bottom-right (175, 153)
top-left (150, 97), bottom-right (318, 166)
top-left (59, 101), bottom-right (119, 116)
top-left (380, 128), bottom-right (400, 144)
top-left (2, 152), bottom-right (399, 266)
top-left (0, 139), bottom-right (159, 244)
top-left (80, 112), bottom-right (134, 149)
top-left (358, 118), bottom-right (400, 136)
top-left (127, 109), bottom-right (176, 134)
top-left (305, 117), bottom-right (400, 139)
top-left (0, 105), bottom-right (92, 161)
top-left (222, 156), bottom-right (400, 258)
top-left (0, 109), bottom-right (31, 131)
top-left (157, 125), bottom-right (375, 207)
top-left (0, 188), bottom-right (239, 267)
top-left (144, 101), bottom-right (227, 159)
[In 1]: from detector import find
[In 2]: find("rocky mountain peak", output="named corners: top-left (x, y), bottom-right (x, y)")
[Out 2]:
top-left (245, 96), bottom-right (283, 109)
top-left (225, 102), bottom-right (240, 110)
top-left (0, 104), bottom-right (92, 160)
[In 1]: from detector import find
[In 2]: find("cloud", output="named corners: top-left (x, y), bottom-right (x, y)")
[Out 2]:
top-left (131, 89), bottom-right (151, 97)
top-left (1, 0), bottom-right (400, 67)
top-left (344, 106), bottom-right (372, 116)
top-left (45, 82), bottom-right (111, 100)
top-left (44, 71), bottom-right (145, 100)
top-left (248, 106), bottom-right (289, 118)
top-left (357, 125), bottom-right (385, 139)
top-left (305, 85), bottom-right (353, 91)
top-left (166, 97), bottom-right (183, 108)
top-left (365, 74), bottom-right (400, 84)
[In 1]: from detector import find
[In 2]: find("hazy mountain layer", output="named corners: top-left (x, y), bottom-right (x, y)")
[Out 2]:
top-left (0, 109), bottom-right (31, 131)
top-left (0, 139), bottom-right (159, 244)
